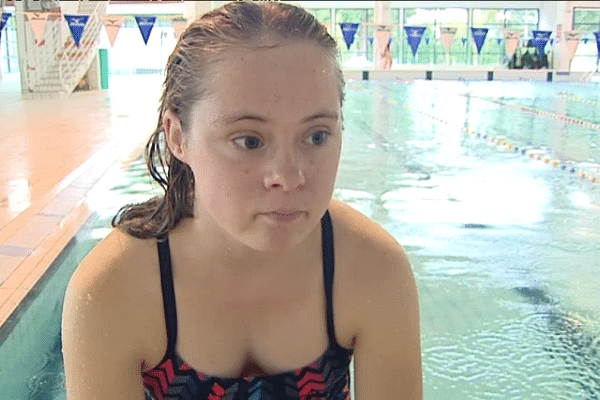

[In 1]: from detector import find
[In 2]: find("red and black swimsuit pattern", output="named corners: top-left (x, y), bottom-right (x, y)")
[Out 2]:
top-left (142, 211), bottom-right (354, 399)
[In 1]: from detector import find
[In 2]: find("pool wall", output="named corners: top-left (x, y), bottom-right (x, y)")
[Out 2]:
top-left (0, 221), bottom-right (99, 399)
top-left (344, 68), bottom-right (598, 82)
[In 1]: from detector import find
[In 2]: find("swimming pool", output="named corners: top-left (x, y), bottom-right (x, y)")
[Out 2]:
top-left (1, 79), bottom-right (599, 399)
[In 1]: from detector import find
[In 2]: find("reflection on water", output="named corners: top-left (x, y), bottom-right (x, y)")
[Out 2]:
top-left (20, 80), bottom-right (600, 399)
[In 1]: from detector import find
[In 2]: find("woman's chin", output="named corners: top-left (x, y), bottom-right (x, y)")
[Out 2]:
top-left (244, 234), bottom-right (304, 254)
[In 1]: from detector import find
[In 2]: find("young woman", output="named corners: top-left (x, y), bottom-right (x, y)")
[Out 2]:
top-left (62, 2), bottom-right (422, 399)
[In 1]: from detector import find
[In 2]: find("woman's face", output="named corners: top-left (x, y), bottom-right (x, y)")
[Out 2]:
top-left (178, 41), bottom-right (342, 253)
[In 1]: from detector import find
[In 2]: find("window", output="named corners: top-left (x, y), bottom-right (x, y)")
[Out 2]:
top-left (402, 8), bottom-right (468, 66)
top-left (439, 8), bottom-right (469, 66)
top-left (307, 7), bottom-right (373, 68)
top-left (403, 8), bottom-right (434, 64)
top-left (104, 15), bottom-right (178, 74)
top-left (572, 8), bottom-right (600, 71)
top-left (307, 8), bottom-right (331, 32)
top-left (332, 8), bottom-right (373, 68)
top-left (472, 8), bottom-right (539, 66)
top-left (1, 9), bottom-right (18, 74)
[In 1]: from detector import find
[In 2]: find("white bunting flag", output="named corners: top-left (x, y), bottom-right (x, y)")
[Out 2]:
top-left (440, 27), bottom-right (457, 55)
top-left (25, 12), bottom-right (49, 46)
top-left (564, 31), bottom-right (583, 61)
top-left (103, 16), bottom-right (125, 47)
top-left (503, 29), bottom-right (522, 59)
top-left (172, 17), bottom-right (187, 40)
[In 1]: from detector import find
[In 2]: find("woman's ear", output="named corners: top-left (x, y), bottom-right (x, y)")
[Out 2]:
top-left (163, 109), bottom-right (187, 162)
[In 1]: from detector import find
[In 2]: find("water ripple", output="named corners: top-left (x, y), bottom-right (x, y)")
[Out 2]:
top-left (423, 314), bottom-right (600, 399)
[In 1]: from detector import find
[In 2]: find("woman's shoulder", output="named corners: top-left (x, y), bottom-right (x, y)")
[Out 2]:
top-left (329, 199), bottom-right (412, 284)
top-left (67, 228), bottom-right (158, 306)
top-left (329, 199), bottom-right (408, 261)
top-left (328, 199), bottom-right (417, 352)
top-left (329, 202), bottom-right (421, 398)
top-left (62, 229), bottom-right (162, 397)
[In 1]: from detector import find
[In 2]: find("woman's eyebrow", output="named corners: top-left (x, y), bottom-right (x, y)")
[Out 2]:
top-left (216, 111), bottom-right (339, 126)
top-left (302, 111), bottom-right (339, 123)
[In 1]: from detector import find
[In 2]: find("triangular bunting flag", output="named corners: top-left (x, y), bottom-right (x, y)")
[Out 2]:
top-left (25, 12), bottom-right (49, 46)
top-left (172, 17), bottom-right (187, 40)
top-left (1, 11), bottom-right (11, 32)
top-left (135, 15), bottom-right (156, 45)
top-left (564, 31), bottom-right (582, 61)
top-left (404, 26), bottom-right (426, 57)
top-left (64, 14), bottom-right (89, 47)
top-left (339, 23), bottom-right (359, 50)
top-left (102, 16), bottom-right (125, 47)
top-left (440, 27), bottom-right (457, 55)
top-left (503, 29), bottom-right (522, 59)
top-left (531, 30), bottom-right (552, 56)
top-left (471, 27), bottom-right (488, 55)
top-left (1, 11), bottom-right (11, 45)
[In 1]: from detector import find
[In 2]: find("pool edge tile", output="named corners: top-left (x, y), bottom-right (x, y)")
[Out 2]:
top-left (0, 272), bottom-right (28, 290)
top-left (0, 288), bottom-right (13, 309)
top-left (0, 200), bottom-right (93, 332)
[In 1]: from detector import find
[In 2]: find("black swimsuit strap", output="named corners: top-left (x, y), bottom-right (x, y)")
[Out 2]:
top-left (321, 210), bottom-right (341, 349)
top-left (157, 236), bottom-right (178, 357)
top-left (156, 210), bottom-right (340, 359)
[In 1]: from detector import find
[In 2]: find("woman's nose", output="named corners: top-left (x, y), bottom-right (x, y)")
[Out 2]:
top-left (263, 151), bottom-right (306, 192)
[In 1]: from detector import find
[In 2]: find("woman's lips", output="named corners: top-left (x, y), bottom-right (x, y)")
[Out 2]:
top-left (263, 211), bottom-right (304, 223)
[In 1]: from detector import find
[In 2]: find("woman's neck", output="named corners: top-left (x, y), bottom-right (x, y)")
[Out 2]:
top-left (169, 216), bottom-right (320, 278)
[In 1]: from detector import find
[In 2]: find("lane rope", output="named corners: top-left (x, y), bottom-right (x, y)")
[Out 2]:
top-left (558, 91), bottom-right (600, 106)
top-left (354, 81), bottom-right (599, 186)
top-left (462, 94), bottom-right (600, 131)
top-left (402, 102), bottom-right (600, 186)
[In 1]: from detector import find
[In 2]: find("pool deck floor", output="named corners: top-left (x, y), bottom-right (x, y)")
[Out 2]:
top-left (0, 73), bottom-right (163, 329)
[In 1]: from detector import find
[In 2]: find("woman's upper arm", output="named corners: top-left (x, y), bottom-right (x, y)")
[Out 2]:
top-left (352, 243), bottom-right (423, 399)
top-left (61, 232), bottom-right (146, 399)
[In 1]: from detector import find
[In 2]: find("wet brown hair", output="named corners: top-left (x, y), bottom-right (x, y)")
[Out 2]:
top-left (112, 0), bottom-right (345, 239)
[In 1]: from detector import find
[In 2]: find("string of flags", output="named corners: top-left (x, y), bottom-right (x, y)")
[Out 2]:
top-left (337, 22), bottom-right (600, 60)
top-left (0, 9), bottom-right (188, 48)
top-left (2, 10), bottom-right (600, 59)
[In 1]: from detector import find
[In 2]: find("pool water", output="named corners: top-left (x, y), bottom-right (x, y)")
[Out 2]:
top-left (337, 80), bottom-right (600, 399)
top-left (11, 80), bottom-right (600, 399)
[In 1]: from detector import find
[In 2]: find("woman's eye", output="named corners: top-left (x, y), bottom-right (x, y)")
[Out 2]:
top-left (233, 135), bottom-right (262, 150)
top-left (307, 131), bottom-right (328, 146)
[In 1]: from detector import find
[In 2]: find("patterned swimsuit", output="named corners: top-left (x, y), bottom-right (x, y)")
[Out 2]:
top-left (141, 211), bottom-right (354, 399)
